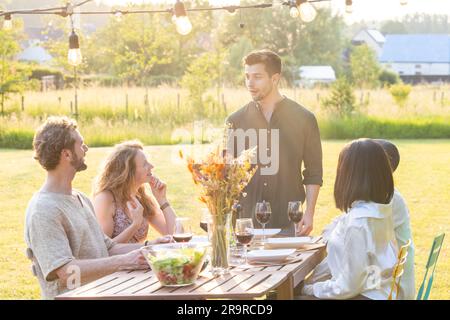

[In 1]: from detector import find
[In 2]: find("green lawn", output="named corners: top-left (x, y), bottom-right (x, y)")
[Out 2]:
top-left (0, 140), bottom-right (449, 299)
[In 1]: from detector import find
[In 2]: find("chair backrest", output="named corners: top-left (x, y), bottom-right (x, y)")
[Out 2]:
top-left (388, 239), bottom-right (411, 300)
top-left (417, 233), bottom-right (445, 300)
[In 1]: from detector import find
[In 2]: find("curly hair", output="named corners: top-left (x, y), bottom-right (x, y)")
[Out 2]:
top-left (33, 116), bottom-right (78, 171)
top-left (93, 140), bottom-right (157, 219)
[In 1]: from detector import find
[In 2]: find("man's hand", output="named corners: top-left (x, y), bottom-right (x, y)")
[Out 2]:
top-left (119, 249), bottom-right (149, 271)
top-left (296, 210), bottom-right (314, 236)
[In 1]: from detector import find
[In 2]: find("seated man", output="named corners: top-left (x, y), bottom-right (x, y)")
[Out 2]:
top-left (24, 116), bottom-right (171, 299)
top-left (374, 139), bottom-right (415, 300)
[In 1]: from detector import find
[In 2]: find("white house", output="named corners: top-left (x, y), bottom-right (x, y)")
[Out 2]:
top-left (352, 29), bottom-right (386, 58)
top-left (379, 34), bottom-right (450, 83)
top-left (17, 42), bottom-right (53, 64)
top-left (298, 66), bottom-right (336, 87)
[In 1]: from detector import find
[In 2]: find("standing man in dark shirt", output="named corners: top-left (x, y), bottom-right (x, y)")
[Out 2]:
top-left (226, 50), bottom-right (323, 236)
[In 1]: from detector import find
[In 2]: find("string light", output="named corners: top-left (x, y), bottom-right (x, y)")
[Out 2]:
top-left (289, 1), bottom-right (300, 18)
top-left (68, 29), bottom-right (82, 66)
top-left (299, 0), bottom-right (317, 23)
top-left (173, 1), bottom-right (192, 36)
top-left (0, 0), bottom-right (335, 52)
top-left (3, 13), bottom-right (12, 30)
top-left (345, 0), bottom-right (353, 14)
top-left (114, 10), bottom-right (123, 22)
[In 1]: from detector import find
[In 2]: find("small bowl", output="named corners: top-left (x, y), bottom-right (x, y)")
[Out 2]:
top-left (142, 242), bottom-right (209, 287)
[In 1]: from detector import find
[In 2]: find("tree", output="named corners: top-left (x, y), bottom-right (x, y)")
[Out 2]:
top-left (181, 50), bottom-right (226, 117)
top-left (349, 44), bottom-right (380, 89)
top-left (321, 77), bottom-right (356, 118)
top-left (218, 6), bottom-right (346, 86)
top-left (0, 21), bottom-right (30, 115)
top-left (381, 13), bottom-right (450, 34)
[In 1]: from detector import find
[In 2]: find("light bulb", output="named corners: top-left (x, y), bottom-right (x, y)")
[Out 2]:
top-left (290, 6), bottom-right (300, 18)
top-left (299, 1), bottom-right (317, 23)
top-left (3, 14), bottom-right (12, 30)
top-left (227, 8), bottom-right (237, 15)
top-left (345, 0), bottom-right (353, 14)
top-left (68, 49), bottom-right (82, 66)
top-left (114, 11), bottom-right (123, 22)
top-left (173, 1), bottom-right (192, 35)
top-left (176, 16), bottom-right (192, 35)
top-left (68, 30), bottom-right (82, 66)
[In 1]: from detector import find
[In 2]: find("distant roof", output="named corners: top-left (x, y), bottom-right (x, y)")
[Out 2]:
top-left (299, 66), bottom-right (336, 80)
top-left (366, 29), bottom-right (386, 44)
top-left (353, 29), bottom-right (386, 44)
top-left (17, 46), bottom-right (53, 63)
top-left (380, 34), bottom-right (450, 63)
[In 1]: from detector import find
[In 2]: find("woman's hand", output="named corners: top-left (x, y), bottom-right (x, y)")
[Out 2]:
top-left (149, 175), bottom-right (167, 205)
top-left (126, 196), bottom-right (144, 227)
top-left (146, 235), bottom-right (174, 245)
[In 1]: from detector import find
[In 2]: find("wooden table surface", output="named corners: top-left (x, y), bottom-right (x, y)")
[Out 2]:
top-left (56, 243), bottom-right (326, 300)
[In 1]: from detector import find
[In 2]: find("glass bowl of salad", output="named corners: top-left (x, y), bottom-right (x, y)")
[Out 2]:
top-left (142, 242), bottom-right (209, 287)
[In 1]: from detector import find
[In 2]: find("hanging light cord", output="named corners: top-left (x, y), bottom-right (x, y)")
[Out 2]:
top-left (0, 1), bottom-right (332, 17)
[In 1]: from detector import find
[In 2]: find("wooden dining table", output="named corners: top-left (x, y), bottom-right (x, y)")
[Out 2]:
top-left (56, 240), bottom-right (326, 300)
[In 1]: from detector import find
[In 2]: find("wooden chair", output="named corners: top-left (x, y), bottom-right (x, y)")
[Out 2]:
top-left (388, 239), bottom-right (412, 300)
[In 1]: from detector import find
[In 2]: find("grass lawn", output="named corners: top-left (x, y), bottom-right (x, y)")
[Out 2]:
top-left (0, 140), bottom-right (448, 299)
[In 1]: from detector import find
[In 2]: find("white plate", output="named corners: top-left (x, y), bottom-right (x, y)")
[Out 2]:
top-left (264, 237), bottom-right (315, 249)
top-left (250, 228), bottom-right (281, 238)
top-left (190, 235), bottom-right (210, 243)
top-left (247, 249), bottom-right (296, 263)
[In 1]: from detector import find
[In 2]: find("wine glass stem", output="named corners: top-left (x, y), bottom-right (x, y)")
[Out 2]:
top-left (263, 224), bottom-right (266, 244)
top-left (244, 245), bottom-right (247, 264)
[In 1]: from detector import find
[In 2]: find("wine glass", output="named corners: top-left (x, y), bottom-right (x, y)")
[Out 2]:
top-left (255, 201), bottom-right (271, 244)
top-left (287, 201), bottom-right (303, 236)
top-left (199, 208), bottom-right (211, 233)
top-left (235, 218), bottom-right (254, 264)
top-left (173, 217), bottom-right (193, 242)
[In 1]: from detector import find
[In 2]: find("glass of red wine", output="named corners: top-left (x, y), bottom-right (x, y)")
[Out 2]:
top-left (255, 201), bottom-right (271, 244)
top-left (173, 217), bottom-right (193, 242)
top-left (235, 218), bottom-right (254, 264)
top-left (287, 201), bottom-right (303, 235)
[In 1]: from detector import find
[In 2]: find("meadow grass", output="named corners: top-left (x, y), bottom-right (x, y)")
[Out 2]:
top-left (0, 141), bottom-right (448, 299)
top-left (3, 85), bottom-right (450, 119)
top-left (1, 85), bottom-right (449, 148)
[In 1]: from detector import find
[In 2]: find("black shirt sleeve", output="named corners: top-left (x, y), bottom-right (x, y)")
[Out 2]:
top-left (302, 113), bottom-right (323, 186)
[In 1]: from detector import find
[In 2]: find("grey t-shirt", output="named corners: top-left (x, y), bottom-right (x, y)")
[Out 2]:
top-left (24, 190), bottom-right (115, 299)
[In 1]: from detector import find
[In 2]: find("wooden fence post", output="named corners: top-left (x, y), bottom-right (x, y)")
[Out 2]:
top-left (21, 95), bottom-right (25, 112)
top-left (222, 93), bottom-right (227, 114)
top-left (125, 93), bottom-right (129, 118)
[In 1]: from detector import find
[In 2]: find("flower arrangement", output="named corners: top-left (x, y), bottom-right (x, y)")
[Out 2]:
top-left (180, 129), bottom-right (257, 274)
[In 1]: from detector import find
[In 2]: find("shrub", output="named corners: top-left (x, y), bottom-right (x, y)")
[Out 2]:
top-left (379, 69), bottom-right (400, 87)
top-left (321, 77), bottom-right (357, 118)
top-left (390, 83), bottom-right (412, 108)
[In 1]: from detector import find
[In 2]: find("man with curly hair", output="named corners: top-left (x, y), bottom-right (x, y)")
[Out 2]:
top-left (24, 116), bottom-right (172, 299)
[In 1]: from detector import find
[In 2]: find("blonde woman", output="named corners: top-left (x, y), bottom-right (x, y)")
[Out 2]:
top-left (93, 140), bottom-right (177, 244)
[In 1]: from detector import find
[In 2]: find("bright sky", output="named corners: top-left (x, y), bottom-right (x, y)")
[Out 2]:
top-left (96, 0), bottom-right (450, 22)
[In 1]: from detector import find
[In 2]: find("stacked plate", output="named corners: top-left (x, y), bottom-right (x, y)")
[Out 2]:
top-left (263, 236), bottom-right (317, 249)
top-left (246, 249), bottom-right (296, 264)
